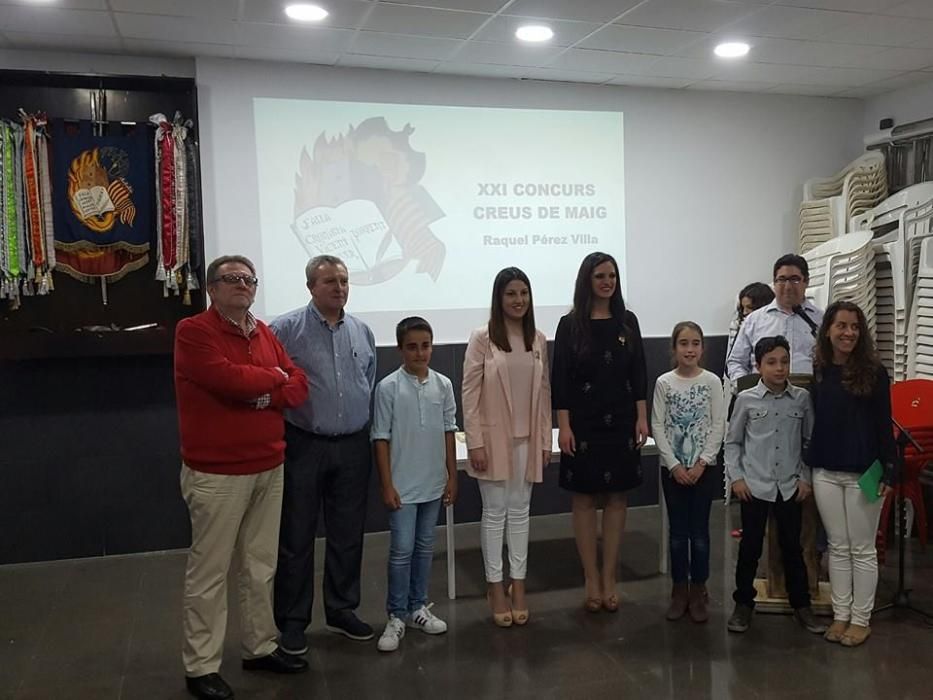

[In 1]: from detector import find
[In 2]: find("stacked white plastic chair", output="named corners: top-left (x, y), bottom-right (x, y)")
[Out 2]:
top-left (907, 236), bottom-right (933, 378)
top-left (803, 230), bottom-right (876, 332)
top-left (852, 183), bottom-right (933, 380)
top-left (905, 198), bottom-right (933, 309)
top-left (799, 152), bottom-right (887, 254)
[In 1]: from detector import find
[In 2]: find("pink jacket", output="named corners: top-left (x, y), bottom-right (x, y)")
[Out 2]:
top-left (462, 326), bottom-right (552, 483)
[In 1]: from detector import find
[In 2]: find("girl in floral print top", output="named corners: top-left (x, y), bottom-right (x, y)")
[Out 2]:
top-left (651, 321), bottom-right (726, 623)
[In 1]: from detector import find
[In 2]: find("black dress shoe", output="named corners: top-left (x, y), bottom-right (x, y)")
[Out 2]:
top-left (242, 647), bottom-right (309, 674)
top-left (325, 611), bottom-right (374, 640)
top-left (185, 673), bottom-right (234, 699)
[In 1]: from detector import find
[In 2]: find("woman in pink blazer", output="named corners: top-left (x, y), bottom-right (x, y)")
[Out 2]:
top-left (462, 267), bottom-right (552, 627)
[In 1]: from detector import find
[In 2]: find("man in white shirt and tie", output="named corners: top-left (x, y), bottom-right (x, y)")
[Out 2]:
top-left (727, 254), bottom-right (824, 382)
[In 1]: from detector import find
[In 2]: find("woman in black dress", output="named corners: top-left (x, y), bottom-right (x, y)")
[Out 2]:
top-left (552, 252), bottom-right (648, 612)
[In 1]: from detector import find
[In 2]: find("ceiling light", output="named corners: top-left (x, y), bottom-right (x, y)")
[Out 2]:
top-left (714, 41), bottom-right (750, 58)
top-left (516, 25), bottom-right (554, 43)
top-left (285, 4), bottom-right (328, 22)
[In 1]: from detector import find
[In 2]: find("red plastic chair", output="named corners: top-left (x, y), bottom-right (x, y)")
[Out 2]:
top-left (878, 379), bottom-right (933, 564)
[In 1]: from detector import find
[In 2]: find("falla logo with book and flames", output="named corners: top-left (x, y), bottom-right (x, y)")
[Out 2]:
top-left (292, 116), bottom-right (446, 286)
top-left (67, 147), bottom-right (137, 234)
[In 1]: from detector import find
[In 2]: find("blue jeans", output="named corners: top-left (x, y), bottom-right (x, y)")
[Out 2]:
top-left (661, 466), bottom-right (715, 585)
top-left (386, 499), bottom-right (442, 618)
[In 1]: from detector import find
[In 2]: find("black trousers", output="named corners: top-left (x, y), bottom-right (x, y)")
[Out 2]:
top-left (274, 423), bottom-right (372, 634)
top-left (733, 491), bottom-right (811, 610)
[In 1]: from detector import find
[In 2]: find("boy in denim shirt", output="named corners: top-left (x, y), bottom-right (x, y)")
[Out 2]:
top-left (371, 317), bottom-right (458, 652)
top-left (725, 335), bottom-right (826, 634)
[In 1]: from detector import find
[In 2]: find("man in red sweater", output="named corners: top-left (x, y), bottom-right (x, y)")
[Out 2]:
top-left (174, 255), bottom-right (309, 700)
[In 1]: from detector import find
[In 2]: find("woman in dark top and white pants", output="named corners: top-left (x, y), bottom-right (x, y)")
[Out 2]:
top-left (809, 301), bottom-right (895, 647)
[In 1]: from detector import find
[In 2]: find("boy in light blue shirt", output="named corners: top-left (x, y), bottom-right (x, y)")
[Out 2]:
top-left (371, 316), bottom-right (458, 652)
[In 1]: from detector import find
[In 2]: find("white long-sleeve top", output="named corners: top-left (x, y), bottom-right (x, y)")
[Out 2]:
top-left (651, 369), bottom-right (726, 471)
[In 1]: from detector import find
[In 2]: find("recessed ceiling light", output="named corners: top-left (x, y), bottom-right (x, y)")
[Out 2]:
top-left (516, 25), bottom-right (554, 43)
top-left (714, 41), bottom-right (750, 58)
top-left (285, 4), bottom-right (328, 22)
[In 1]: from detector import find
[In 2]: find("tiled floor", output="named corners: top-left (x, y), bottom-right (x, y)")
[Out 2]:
top-left (1, 504), bottom-right (932, 699)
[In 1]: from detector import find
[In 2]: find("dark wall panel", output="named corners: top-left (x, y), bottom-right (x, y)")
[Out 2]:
top-left (0, 335), bottom-right (728, 565)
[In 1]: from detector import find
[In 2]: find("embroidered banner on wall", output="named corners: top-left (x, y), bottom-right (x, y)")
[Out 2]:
top-left (52, 120), bottom-right (152, 284)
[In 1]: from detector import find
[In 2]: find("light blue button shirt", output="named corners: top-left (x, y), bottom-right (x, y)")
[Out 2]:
top-left (725, 380), bottom-right (814, 502)
top-left (371, 367), bottom-right (458, 504)
top-left (270, 302), bottom-right (376, 435)
top-left (726, 299), bottom-right (824, 379)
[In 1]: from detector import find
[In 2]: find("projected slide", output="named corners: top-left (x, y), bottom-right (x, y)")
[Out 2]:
top-left (253, 98), bottom-right (624, 343)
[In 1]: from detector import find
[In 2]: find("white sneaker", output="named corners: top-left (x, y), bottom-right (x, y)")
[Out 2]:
top-left (377, 616), bottom-right (406, 652)
top-left (408, 603), bottom-right (447, 635)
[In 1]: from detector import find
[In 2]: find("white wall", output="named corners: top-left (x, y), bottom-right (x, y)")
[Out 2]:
top-left (863, 76), bottom-right (933, 135)
top-left (197, 57), bottom-right (864, 338)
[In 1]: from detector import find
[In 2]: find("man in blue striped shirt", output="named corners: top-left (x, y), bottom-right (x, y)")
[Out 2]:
top-left (271, 255), bottom-right (377, 656)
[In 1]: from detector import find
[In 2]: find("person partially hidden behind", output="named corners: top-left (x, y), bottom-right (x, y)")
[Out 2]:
top-left (174, 255), bottom-right (310, 700)
top-left (725, 335), bottom-right (827, 635)
top-left (723, 282), bottom-right (775, 399)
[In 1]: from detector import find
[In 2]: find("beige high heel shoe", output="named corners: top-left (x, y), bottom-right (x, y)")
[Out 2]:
top-left (487, 589), bottom-right (512, 628)
top-left (583, 578), bottom-right (602, 613)
top-left (508, 583), bottom-right (529, 626)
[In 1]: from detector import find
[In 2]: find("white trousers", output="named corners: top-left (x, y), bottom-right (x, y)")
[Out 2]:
top-left (477, 439), bottom-right (534, 583)
top-left (812, 468), bottom-right (884, 627)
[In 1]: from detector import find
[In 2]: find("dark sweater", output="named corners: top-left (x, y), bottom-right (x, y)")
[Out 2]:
top-left (808, 362), bottom-right (897, 483)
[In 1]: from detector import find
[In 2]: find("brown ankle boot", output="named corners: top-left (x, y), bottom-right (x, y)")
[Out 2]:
top-left (666, 583), bottom-right (689, 620)
top-left (688, 583), bottom-right (709, 623)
